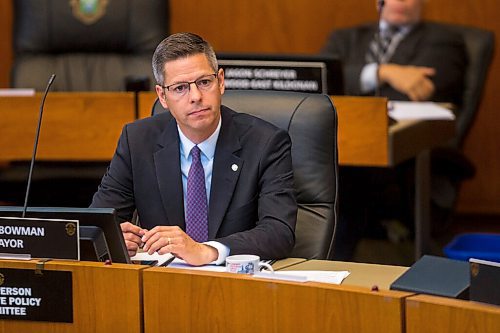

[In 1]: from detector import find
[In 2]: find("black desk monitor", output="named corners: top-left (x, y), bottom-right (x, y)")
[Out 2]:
top-left (0, 207), bottom-right (130, 264)
top-left (217, 52), bottom-right (344, 95)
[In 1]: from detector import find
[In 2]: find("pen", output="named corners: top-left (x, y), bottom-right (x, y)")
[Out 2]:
top-left (158, 255), bottom-right (175, 267)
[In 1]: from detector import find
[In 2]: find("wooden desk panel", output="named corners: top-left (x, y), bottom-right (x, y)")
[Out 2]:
top-left (0, 260), bottom-right (144, 333)
top-left (0, 92), bottom-right (135, 161)
top-left (406, 294), bottom-right (500, 333)
top-left (390, 118), bottom-right (455, 166)
top-left (1, 92), bottom-right (454, 260)
top-left (139, 93), bottom-right (392, 166)
top-left (333, 96), bottom-right (389, 166)
top-left (139, 92), bottom-right (454, 167)
top-left (138, 92), bottom-right (158, 119)
top-left (1, 92), bottom-right (453, 168)
top-left (143, 268), bottom-right (411, 333)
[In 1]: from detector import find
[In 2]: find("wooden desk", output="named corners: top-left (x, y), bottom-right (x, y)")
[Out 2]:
top-left (279, 259), bottom-right (408, 290)
top-left (333, 96), bottom-right (455, 260)
top-left (139, 93), bottom-right (452, 166)
top-left (0, 92), bottom-right (135, 162)
top-left (142, 267), bottom-right (412, 333)
top-left (0, 92), bottom-right (453, 166)
top-left (0, 259), bottom-right (145, 333)
top-left (406, 294), bottom-right (500, 333)
top-left (333, 96), bottom-right (389, 166)
top-left (1, 92), bottom-right (454, 259)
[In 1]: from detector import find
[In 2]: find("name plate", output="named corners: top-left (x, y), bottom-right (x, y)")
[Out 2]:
top-left (219, 59), bottom-right (327, 94)
top-left (0, 217), bottom-right (79, 260)
top-left (0, 267), bottom-right (73, 322)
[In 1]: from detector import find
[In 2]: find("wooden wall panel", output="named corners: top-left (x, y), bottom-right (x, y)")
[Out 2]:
top-left (424, 0), bottom-right (500, 213)
top-left (0, 0), bottom-right (13, 88)
top-left (169, 1), bottom-right (375, 53)
top-left (0, 0), bottom-right (499, 213)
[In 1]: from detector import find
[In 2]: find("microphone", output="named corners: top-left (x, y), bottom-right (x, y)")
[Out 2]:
top-left (377, 0), bottom-right (385, 12)
top-left (21, 74), bottom-right (56, 218)
top-left (375, 0), bottom-right (385, 97)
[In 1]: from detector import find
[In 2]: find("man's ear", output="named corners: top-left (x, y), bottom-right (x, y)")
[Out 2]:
top-left (155, 85), bottom-right (169, 109)
top-left (218, 68), bottom-right (225, 95)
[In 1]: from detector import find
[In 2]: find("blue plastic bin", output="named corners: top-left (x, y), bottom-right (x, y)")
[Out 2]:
top-left (444, 233), bottom-right (500, 263)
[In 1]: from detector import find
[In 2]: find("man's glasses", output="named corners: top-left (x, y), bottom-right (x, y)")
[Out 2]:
top-left (161, 73), bottom-right (218, 98)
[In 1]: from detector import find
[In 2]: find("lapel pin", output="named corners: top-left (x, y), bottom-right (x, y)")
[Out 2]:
top-left (231, 164), bottom-right (238, 171)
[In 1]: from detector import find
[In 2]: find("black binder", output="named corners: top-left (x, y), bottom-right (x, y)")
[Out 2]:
top-left (390, 255), bottom-right (469, 299)
top-left (470, 258), bottom-right (500, 306)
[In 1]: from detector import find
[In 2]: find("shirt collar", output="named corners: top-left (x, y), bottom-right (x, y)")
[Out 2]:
top-left (178, 115), bottom-right (222, 160)
top-left (379, 20), bottom-right (413, 36)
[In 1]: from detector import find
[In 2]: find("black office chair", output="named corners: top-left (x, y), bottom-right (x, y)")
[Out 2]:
top-left (431, 24), bottom-right (494, 223)
top-left (152, 90), bottom-right (339, 260)
top-left (11, 0), bottom-right (169, 91)
top-left (445, 24), bottom-right (495, 149)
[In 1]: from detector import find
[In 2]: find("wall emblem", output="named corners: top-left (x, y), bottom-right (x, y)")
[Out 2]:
top-left (70, 0), bottom-right (109, 25)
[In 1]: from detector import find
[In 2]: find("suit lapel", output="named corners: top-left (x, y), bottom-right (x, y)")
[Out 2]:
top-left (153, 116), bottom-right (185, 229)
top-left (391, 23), bottom-right (424, 63)
top-left (208, 107), bottom-right (244, 239)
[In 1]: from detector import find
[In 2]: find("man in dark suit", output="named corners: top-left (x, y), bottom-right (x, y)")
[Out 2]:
top-left (91, 33), bottom-right (297, 265)
top-left (321, 0), bottom-right (467, 260)
top-left (322, 0), bottom-right (466, 105)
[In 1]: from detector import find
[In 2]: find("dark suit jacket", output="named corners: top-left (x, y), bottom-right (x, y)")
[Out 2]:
top-left (322, 21), bottom-right (467, 106)
top-left (91, 106), bottom-right (297, 259)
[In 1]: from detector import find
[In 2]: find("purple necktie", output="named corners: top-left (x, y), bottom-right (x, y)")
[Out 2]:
top-left (185, 145), bottom-right (208, 242)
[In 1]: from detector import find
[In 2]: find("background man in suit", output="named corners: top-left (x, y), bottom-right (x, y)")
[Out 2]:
top-left (322, 0), bottom-right (466, 105)
top-left (321, 0), bottom-right (467, 260)
top-left (91, 32), bottom-right (297, 265)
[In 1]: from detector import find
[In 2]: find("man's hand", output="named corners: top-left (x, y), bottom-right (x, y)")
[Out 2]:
top-left (379, 64), bottom-right (436, 101)
top-left (141, 226), bottom-right (218, 266)
top-left (120, 222), bottom-right (146, 257)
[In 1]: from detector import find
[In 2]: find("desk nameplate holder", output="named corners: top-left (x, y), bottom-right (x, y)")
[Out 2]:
top-left (219, 59), bottom-right (327, 94)
top-left (0, 263), bottom-right (73, 323)
top-left (470, 258), bottom-right (500, 306)
top-left (0, 217), bottom-right (79, 261)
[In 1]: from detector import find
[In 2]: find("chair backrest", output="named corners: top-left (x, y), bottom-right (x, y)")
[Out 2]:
top-left (152, 90), bottom-right (338, 260)
top-left (443, 23), bottom-right (495, 148)
top-left (11, 0), bottom-right (169, 91)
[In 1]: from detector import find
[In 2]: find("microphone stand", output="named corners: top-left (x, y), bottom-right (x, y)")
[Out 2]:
top-left (22, 74), bottom-right (56, 218)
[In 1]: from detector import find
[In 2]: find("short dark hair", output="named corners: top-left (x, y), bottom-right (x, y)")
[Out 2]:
top-left (152, 32), bottom-right (218, 85)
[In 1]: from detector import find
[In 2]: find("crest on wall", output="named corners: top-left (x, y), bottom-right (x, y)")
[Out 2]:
top-left (69, 0), bottom-right (109, 25)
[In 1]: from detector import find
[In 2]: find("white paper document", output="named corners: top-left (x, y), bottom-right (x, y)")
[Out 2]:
top-left (254, 270), bottom-right (350, 284)
top-left (0, 252), bottom-right (31, 260)
top-left (167, 258), bottom-right (227, 272)
top-left (0, 88), bottom-right (36, 97)
top-left (388, 101), bottom-right (455, 121)
top-left (129, 253), bottom-right (350, 284)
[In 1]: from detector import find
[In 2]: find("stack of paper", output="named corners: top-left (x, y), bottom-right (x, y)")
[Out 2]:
top-left (254, 270), bottom-right (350, 284)
top-left (388, 101), bottom-right (455, 121)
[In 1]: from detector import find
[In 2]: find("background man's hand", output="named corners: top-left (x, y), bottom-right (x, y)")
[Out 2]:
top-left (141, 226), bottom-right (218, 266)
top-left (379, 64), bottom-right (436, 101)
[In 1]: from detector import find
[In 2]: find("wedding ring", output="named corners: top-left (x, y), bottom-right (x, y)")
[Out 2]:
top-left (167, 237), bottom-right (171, 245)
